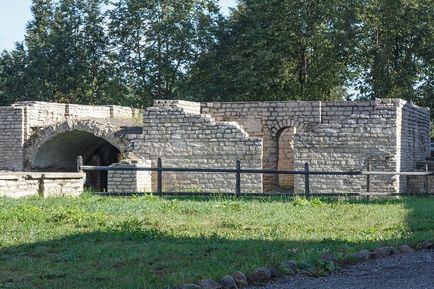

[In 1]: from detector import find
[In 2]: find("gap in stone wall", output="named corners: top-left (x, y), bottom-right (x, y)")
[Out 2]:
top-left (31, 130), bottom-right (120, 192)
top-left (277, 127), bottom-right (295, 192)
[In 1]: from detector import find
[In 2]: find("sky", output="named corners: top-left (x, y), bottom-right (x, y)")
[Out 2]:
top-left (0, 0), bottom-right (237, 52)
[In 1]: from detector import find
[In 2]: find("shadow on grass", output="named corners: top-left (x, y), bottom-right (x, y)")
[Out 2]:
top-left (1, 196), bottom-right (433, 289)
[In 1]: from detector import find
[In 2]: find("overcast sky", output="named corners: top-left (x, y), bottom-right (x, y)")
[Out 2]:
top-left (0, 0), bottom-right (237, 52)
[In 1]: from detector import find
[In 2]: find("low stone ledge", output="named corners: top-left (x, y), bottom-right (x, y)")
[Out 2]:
top-left (0, 172), bottom-right (84, 179)
top-left (0, 172), bottom-right (85, 198)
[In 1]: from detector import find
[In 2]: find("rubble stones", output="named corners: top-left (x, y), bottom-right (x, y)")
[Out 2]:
top-left (399, 245), bottom-right (416, 254)
top-left (246, 267), bottom-right (272, 284)
top-left (220, 275), bottom-right (238, 289)
top-left (231, 272), bottom-right (248, 288)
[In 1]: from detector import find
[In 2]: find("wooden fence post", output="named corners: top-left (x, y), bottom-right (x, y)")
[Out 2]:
top-left (77, 155), bottom-right (83, 173)
top-left (304, 162), bottom-right (310, 199)
top-left (235, 160), bottom-right (241, 197)
top-left (425, 164), bottom-right (429, 195)
top-left (38, 173), bottom-right (45, 197)
top-left (157, 158), bottom-right (163, 194)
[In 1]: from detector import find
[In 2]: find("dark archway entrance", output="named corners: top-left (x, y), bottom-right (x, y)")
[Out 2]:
top-left (277, 127), bottom-right (295, 192)
top-left (32, 130), bottom-right (121, 191)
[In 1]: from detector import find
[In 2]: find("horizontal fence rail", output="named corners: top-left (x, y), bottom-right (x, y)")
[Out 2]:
top-left (77, 156), bottom-right (434, 197)
top-left (79, 165), bottom-right (367, 175)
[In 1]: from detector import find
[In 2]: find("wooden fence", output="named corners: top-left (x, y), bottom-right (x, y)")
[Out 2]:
top-left (77, 156), bottom-right (434, 197)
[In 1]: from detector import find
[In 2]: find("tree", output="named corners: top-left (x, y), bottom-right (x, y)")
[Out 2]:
top-left (46, 0), bottom-right (113, 104)
top-left (180, 0), bottom-right (359, 102)
top-left (1, 0), bottom-right (432, 114)
top-left (109, 0), bottom-right (223, 106)
top-left (0, 0), bottom-right (114, 105)
top-left (353, 0), bottom-right (433, 104)
top-left (0, 45), bottom-right (29, 105)
top-left (0, 0), bottom-right (56, 104)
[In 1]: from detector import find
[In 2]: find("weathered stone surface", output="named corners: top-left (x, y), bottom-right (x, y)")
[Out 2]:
top-left (0, 172), bottom-right (84, 198)
top-left (220, 275), bottom-right (238, 289)
top-left (416, 241), bottom-right (433, 250)
top-left (179, 284), bottom-right (201, 289)
top-left (230, 271), bottom-right (248, 288)
top-left (374, 247), bottom-right (394, 258)
top-left (246, 267), bottom-right (271, 284)
top-left (107, 159), bottom-right (152, 193)
top-left (196, 279), bottom-right (223, 289)
top-left (346, 249), bottom-right (371, 263)
top-left (390, 247), bottom-right (400, 255)
top-left (0, 99), bottom-right (431, 196)
top-left (399, 244), bottom-right (416, 254)
top-left (355, 249), bottom-right (372, 261)
top-left (0, 107), bottom-right (24, 171)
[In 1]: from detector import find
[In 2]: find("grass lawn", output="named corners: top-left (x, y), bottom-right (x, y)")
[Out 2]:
top-left (0, 195), bottom-right (434, 289)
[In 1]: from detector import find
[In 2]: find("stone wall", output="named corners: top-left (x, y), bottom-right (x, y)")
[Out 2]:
top-left (0, 107), bottom-right (25, 171)
top-left (0, 98), bottom-right (431, 196)
top-left (293, 99), bottom-right (430, 194)
top-left (202, 99), bottom-right (431, 194)
top-left (133, 101), bottom-right (263, 193)
top-left (320, 101), bottom-right (376, 124)
top-left (108, 159), bottom-right (152, 193)
top-left (0, 101), bottom-right (142, 172)
top-left (201, 101), bottom-right (321, 190)
top-left (12, 101), bottom-right (143, 140)
top-left (0, 172), bottom-right (84, 198)
top-left (154, 100), bottom-right (201, 114)
top-left (397, 101), bottom-right (431, 192)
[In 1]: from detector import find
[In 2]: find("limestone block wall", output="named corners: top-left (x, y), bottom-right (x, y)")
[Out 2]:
top-left (201, 101), bottom-right (321, 190)
top-left (0, 172), bottom-right (84, 198)
top-left (320, 100), bottom-right (377, 124)
top-left (107, 159), bottom-right (152, 193)
top-left (0, 107), bottom-right (25, 171)
top-left (294, 99), bottom-right (430, 194)
top-left (133, 101), bottom-right (263, 193)
top-left (12, 101), bottom-right (143, 141)
top-left (202, 99), bottom-right (430, 194)
top-left (201, 101), bottom-right (321, 141)
top-left (154, 100), bottom-right (201, 114)
top-left (397, 100), bottom-right (431, 192)
top-left (0, 98), bottom-right (430, 195)
top-left (0, 101), bottom-right (142, 172)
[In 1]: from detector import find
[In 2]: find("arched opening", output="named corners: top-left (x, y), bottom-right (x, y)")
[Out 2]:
top-left (277, 127), bottom-right (295, 192)
top-left (32, 130), bottom-right (121, 191)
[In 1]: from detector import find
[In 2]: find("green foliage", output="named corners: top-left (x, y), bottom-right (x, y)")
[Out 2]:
top-left (0, 0), bottom-right (432, 117)
top-left (180, 0), bottom-right (358, 101)
top-left (0, 0), bottom-right (117, 105)
top-left (0, 196), bottom-right (434, 288)
top-left (0, 0), bottom-right (222, 107)
top-left (353, 0), bottom-right (433, 105)
top-left (108, 0), bottom-right (223, 106)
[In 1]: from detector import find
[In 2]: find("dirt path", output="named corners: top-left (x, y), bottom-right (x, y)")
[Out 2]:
top-left (247, 250), bottom-right (434, 289)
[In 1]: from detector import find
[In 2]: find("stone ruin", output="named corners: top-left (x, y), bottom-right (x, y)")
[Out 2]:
top-left (0, 98), bottom-right (431, 197)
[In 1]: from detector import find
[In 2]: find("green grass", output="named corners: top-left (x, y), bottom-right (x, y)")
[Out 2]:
top-left (0, 195), bottom-right (434, 289)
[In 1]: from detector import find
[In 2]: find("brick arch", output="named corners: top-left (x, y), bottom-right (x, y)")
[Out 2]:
top-left (269, 119), bottom-right (313, 139)
top-left (24, 119), bottom-right (133, 169)
top-left (263, 119), bottom-right (317, 192)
